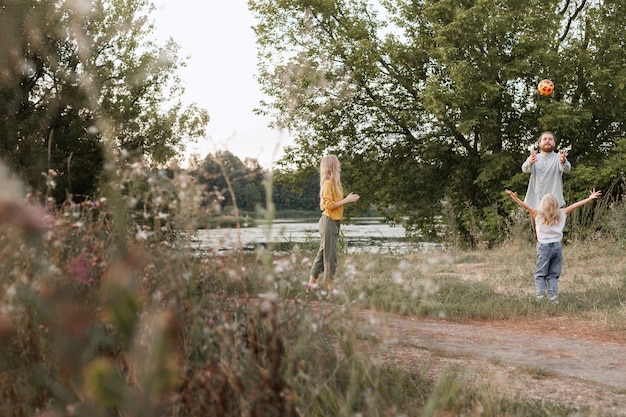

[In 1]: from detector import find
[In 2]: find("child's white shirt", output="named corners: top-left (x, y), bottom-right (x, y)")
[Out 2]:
top-left (535, 209), bottom-right (566, 243)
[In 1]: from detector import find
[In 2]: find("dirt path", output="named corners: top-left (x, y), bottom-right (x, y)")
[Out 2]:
top-left (348, 308), bottom-right (626, 415)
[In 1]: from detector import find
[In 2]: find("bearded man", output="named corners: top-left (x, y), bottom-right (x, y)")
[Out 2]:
top-left (522, 131), bottom-right (572, 209)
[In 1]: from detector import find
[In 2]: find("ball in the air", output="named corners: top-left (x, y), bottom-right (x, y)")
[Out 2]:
top-left (537, 79), bottom-right (554, 96)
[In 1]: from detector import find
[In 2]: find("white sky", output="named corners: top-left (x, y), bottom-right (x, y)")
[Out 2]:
top-left (152, 0), bottom-right (291, 168)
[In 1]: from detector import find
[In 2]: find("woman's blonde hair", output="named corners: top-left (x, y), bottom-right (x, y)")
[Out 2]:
top-left (536, 193), bottom-right (562, 226)
top-left (319, 154), bottom-right (341, 210)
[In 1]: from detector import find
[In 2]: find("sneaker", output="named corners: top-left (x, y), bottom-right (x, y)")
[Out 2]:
top-left (549, 295), bottom-right (559, 304)
top-left (536, 294), bottom-right (545, 301)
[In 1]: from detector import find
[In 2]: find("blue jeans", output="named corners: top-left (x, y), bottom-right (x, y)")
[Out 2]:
top-left (535, 242), bottom-right (563, 298)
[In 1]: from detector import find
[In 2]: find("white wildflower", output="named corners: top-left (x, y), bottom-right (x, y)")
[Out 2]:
top-left (152, 290), bottom-right (163, 302)
top-left (6, 285), bottom-right (16, 299)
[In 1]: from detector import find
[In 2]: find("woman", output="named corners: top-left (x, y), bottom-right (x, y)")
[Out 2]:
top-left (307, 155), bottom-right (360, 295)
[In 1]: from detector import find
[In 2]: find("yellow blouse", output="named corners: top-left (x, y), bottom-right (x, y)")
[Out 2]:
top-left (320, 179), bottom-right (344, 221)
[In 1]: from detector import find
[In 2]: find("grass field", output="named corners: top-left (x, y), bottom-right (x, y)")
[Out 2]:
top-left (1, 163), bottom-right (624, 416)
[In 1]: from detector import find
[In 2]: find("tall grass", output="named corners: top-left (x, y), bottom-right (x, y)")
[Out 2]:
top-left (1, 159), bottom-right (623, 416)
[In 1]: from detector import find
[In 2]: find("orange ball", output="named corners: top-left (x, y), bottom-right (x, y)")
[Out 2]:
top-left (538, 79), bottom-right (554, 96)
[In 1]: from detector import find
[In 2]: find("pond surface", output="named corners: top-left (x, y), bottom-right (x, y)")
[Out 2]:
top-left (191, 218), bottom-right (440, 254)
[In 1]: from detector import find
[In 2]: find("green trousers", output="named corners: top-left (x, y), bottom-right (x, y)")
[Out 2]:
top-left (310, 215), bottom-right (340, 282)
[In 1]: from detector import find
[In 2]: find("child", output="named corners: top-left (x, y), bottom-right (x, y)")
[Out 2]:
top-left (307, 155), bottom-right (360, 295)
top-left (505, 188), bottom-right (602, 303)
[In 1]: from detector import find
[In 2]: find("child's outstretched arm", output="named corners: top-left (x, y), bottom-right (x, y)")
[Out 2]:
top-left (505, 189), bottom-right (536, 216)
top-left (564, 189), bottom-right (602, 215)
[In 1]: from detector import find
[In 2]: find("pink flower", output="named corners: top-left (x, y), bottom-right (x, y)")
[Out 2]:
top-left (66, 254), bottom-right (95, 284)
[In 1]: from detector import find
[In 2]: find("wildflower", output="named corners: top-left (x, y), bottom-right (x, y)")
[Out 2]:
top-left (42, 212), bottom-right (57, 228)
top-left (344, 262), bottom-right (357, 280)
top-left (131, 161), bottom-right (145, 176)
top-left (0, 199), bottom-right (47, 235)
top-left (5, 284), bottom-right (16, 299)
top-left (66, 254), bottom-right (95, 284)
top-left (152, 290), bottom-right (163, 302)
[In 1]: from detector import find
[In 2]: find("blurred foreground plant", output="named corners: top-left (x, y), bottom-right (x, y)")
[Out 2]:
top-left (0, 160), bottom-right (205, 416)
top-left (1, 159), bottom-right (417, 416)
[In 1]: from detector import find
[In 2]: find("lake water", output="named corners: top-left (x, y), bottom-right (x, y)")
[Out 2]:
top-left (190, 218), bottom-right (441, 254)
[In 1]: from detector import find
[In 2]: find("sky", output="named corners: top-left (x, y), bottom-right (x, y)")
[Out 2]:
top-left (152, 0), bottom-right (291, 168)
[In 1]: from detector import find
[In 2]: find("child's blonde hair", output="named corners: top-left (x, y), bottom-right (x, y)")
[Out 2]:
top-left (536, 193), bottom-right (562, 226)
top-left (319, 155), bottom-right (341, 210)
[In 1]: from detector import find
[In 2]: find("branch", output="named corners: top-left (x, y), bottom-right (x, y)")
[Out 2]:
top-left (558, 0), bottom-right (587, 42)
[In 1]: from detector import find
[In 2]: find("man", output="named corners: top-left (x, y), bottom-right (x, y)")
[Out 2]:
top-left (522, 131), bottom-right (571, 209)
top-left (522, 131), bottom-right (571, 240)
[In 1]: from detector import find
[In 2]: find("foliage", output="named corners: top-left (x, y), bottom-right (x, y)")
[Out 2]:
top-left (272, 167), bottom-right (320, 212)
top-left (192, 150), bottom-right (265, 212)
top-left (0, 0), bottom-right (209, 204)
top-left (191, 150), bottom-right (344, 218)
top-left (249, 0), bottom-right (626, 246)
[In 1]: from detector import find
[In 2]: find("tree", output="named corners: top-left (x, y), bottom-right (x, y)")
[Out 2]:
top-left (272, 168), bottom-right (319, 212)
top-left (250, 0), bottom-right (626, 245)
top-left (193, 150), bottom-right (266, 213)
top-left (192, 150), bottom-right (325, 217)
top-left (0, 0), bottom-right (209, 203)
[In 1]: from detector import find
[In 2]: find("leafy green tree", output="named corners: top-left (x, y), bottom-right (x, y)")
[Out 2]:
top-left (272, 168), bottom-right (319, 212)
top-left (192, 150), bottom-right (327, 218)
top-left (236, 158), bottom-right (266, 212)
top-left (250, 0), bottom-right (626, 245)
top-left (0, 0), bottom-right (208, 203)
top-left (193, 150), bottom-right (266, 214)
